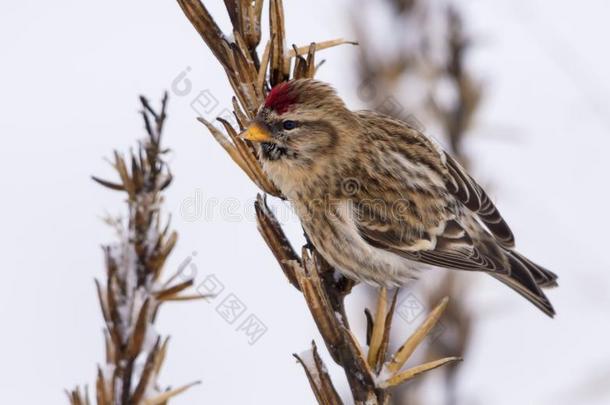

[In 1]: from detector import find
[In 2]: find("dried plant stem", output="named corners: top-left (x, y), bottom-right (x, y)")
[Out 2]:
top-left (67, 94), bottom-right (202, 404)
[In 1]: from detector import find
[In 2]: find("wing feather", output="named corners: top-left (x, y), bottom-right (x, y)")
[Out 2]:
top-left (444, 153), bottom-right (516, 248)
top-left (355, 209), bottom-right (509, 275)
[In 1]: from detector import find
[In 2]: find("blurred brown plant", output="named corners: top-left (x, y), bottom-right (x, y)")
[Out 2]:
top-left (353, 1), bottom-right (482, 404)
top-left (177, 1), bottom-right (461, 403)
top-left (66, 94), bottom-right (203, 405)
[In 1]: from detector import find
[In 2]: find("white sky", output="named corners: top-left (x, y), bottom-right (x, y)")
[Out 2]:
top-left (1, 1), bottom-right (609, 404)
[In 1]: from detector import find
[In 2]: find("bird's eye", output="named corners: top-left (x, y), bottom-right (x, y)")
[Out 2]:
top-left (282, 120), bottom-right (297, 130)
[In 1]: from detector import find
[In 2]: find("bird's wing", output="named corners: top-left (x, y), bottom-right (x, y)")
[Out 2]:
top-left (353, 200), bottom-right (508, 275)
top-left (351, 111), bottom-right (512, 273)
top-left (353, 192), bottom-right (556, 315)
top-left (356, 110), bottom-right (515, 248)
top-left (443, 153), bottom-right (515, 248)
top-left (351, 111), bottom-right (555, 315)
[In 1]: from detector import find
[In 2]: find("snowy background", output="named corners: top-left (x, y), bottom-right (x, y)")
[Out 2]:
top-left (1, 0), bottom-right (610, 404)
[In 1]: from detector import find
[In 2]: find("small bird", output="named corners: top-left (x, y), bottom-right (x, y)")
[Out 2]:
top-left (242, 79), bottom-right (558, 316)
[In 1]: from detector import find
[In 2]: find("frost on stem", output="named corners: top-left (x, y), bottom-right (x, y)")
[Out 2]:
top-left (67, 94), bottom-right (204, 405)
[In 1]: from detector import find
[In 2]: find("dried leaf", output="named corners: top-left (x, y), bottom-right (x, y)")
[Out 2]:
top-left (367, 287), bottom-right (387, 369)
top-left (287, 38), bottom-right (358, 58)
top-left (126, 299), bottom-right (150, 359)
top-left (294, 341), bottom-right (343, 405)
top-left (142, 381), bottom-right (201, 405)
top-left (91, 176), bottom-right (125, 191)
top-left (269, 0), bottom-right (287, 85)
top-left (96, 367), bottom-right (108, 405)
top-left (131, 337), bottom-right (161, 403)
top-left (257, 39), bottom-right (272, 96)
top-left (379, 357), bottom-right (462, 388)
top-left (154, 279), bottom-right (194, 301)
top-left (386, 296), bottom-right (449, 374)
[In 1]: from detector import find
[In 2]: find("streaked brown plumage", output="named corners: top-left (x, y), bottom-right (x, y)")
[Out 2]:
top-left (243, 79), bottom-right (558, 317)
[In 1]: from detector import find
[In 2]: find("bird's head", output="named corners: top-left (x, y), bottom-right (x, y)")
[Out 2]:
top-left (241, 79), bottom-right (351, 166)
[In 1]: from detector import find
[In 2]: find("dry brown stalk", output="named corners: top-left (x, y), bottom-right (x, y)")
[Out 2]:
top-left (176, 1), bottom-right (460, 403)
top-left (353, 2), bottom-right (482, 404)
top-left (66, 94), bottom-right (203, 405)
top-left (429, 6), bottom-right (482, 164)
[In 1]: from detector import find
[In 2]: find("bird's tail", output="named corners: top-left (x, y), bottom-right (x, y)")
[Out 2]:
top-left (489, 250), bottom-right (558, 317)
top-left (511, 251), bottom-right (559, 288)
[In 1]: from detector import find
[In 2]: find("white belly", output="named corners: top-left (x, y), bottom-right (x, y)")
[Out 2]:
top-left (301, 200), bottom-right (427, 287)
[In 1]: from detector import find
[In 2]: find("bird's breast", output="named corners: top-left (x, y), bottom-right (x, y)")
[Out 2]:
top-left (293, 199), bottom-right (423, 286)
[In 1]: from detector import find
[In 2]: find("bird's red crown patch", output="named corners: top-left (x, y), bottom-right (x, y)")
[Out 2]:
top-left (264, 82), bottom-right (298, 114)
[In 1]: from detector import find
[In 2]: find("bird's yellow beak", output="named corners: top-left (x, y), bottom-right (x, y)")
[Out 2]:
top-left (241, 122), bottom-right (272, 143)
